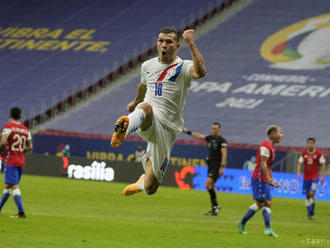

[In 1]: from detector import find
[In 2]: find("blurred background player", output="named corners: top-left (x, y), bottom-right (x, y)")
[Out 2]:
top-left (110, 27), bottom-right (206, 195)
top-left (183, 123), bottom-right (227, 216)
top-left (134, 145), bottom-right (145, 162)
top-left (237, 125), bottom-right (282, 238)
top-left (0, 107), bottom-right (33, 219)
top-left (296, 138), bottom-right (326, 220)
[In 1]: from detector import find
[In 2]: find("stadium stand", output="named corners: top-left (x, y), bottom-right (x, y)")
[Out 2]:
top-left (0, 0), bottom-right (226, 126)
top-left (42, 0), bottom-right (330, 147)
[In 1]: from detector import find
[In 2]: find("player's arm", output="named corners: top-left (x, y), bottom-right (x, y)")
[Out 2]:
top-left (296, 155), bottom-right (303, 179)
top-left (24, 132), bottom-right (33, 153)
top-left (126, 83), bottom-right (147, 113)
top-left (182, 29), bottom-right (207, 79)
top-left (182, 128), bottom-right (206, 140)
top-left (0, 128), bottom-right (10, 154)
top-left (260, 155), bottom-right (275, 186)
top-left (319, 155), bottom-right (326, 184)
top-left (220, 147), bottom-right (227, 168)
top-left (218, 147), bottom-right (227, 178)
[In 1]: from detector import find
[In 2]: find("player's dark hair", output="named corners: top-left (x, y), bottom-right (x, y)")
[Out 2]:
top-left (266, 125), bottom-right (279, 136)
top-left (10, 107), bottom-right (22, 120)
top-left (213, 122), bottom-right (221, 128)
top-left (159, 27), bottom-right (179, 42)
top-left (307, 137), bottom-right (316, 143)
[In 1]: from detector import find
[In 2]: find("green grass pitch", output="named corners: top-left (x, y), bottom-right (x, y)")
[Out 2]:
top-left (0, 174), bottom-right (329, 248)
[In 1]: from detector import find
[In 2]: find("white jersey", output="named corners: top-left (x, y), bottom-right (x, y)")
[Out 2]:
top-left (140, 56), bottom-right (193, 133)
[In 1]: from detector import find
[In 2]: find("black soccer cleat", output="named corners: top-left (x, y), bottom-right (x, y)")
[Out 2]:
top-left (205, 205), bottom-right (221, 216)
top-left (11, 212), bottom-right (26, 219)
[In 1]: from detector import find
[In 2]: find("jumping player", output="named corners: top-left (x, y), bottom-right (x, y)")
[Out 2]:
top-left (182, 123), bottom-right (227, 216)
top-left (237, 125), bottom-right (282, 238)
top-left (297, 138), bottom-right (326, 220)
top-left (0, 107), bottom-right (33, 218)
top-left (110, 27), bottom-right (206, 195)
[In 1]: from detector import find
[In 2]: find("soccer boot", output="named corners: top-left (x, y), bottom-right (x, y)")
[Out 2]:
top-left (264, 228), bottom-right (278, 238)
top-left (123, 174), bottom-right (145, 196)
top-left (11, 212), bottom-right (26, 219)
top-left (237, 221), bottom-right (247, 234)
top-left (307, 215), bottom-right (315, 220)
top-left (205, 205), bottom-right (221, 216)
top-left (111, 116), bottom-right (129, 148)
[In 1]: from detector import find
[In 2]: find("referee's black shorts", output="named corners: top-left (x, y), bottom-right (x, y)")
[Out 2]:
top-left (207, 164), bottom-right (221, 182)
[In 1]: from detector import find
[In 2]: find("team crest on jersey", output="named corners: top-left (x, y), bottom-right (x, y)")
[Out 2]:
top-left (167, 68), bottom-right (176, 77)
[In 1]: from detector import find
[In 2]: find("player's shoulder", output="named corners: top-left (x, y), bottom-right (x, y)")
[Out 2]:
top-left (6, 122), bottom-right (29, 131)
top-left (141, 57), bottom-right (158, 68)
top-left (260, 139), bottom-right (272, 148)
top-left (182, 59), bottom-right (193, 64)
top-left (3, 122), bottom-right (12, 128)
top-left (315, 149), bottom-right (323, 156)
top-left (218, 135), bottom-right (227, 143)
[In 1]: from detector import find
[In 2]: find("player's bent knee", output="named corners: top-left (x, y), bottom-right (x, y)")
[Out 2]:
top-left (138, 103), bottom-right (153, 116)
top-left (144, 185), bottom-right (158, 195)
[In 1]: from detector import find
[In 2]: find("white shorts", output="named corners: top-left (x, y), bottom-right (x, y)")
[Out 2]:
top-left (137, 109), bottom-right (176, 183)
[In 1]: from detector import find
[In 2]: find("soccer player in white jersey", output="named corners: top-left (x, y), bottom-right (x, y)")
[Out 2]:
top-left (110, 27), bottom-right (207, 195)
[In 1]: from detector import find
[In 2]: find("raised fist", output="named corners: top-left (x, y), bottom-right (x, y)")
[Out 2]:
top-left (182, 29), bottom-right (195, 45)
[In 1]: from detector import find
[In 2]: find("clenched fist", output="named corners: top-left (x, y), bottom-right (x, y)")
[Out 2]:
top-left (182, 29), bottom-right (195, 45)
top-left (126, 101), bottom-right (137, 113)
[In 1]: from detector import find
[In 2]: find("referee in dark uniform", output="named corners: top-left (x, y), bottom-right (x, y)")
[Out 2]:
top-left (183, 123), bottom-right (227, 215)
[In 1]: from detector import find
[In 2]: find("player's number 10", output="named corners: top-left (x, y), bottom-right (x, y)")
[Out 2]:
top-left (155, 83), bottom-right (163, 96)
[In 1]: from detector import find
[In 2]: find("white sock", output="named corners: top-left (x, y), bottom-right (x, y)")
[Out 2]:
top-left (127, 109), bottom-right (146, 136)
top-left (4, 189), bottom-right (11, 194)
top-left (12, 188), bottom-right (21, 196)
top-left (262, 206), bottom-right (271, 214)
top-left (305, 199), bottom-right (313, 206)
top-left (138, 182), bottom-right (144, 191)
top-left (249, 203), bottom-right (259, 211)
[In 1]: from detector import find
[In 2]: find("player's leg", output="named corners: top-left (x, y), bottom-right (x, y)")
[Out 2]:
top-left (10, 167), bottom-right (25, 218)
top-left (143, 158), bottom-right (160, 195)
top-left (0, 184), bottom-right (12, 212)
top-left (307, 189), bottom-right (316, 219)
top-left (303, 180), bottom-right (314, 218)
top-left (0, 166), bottom-right (14, 212)
top-left (111, 103), bottom-right (153, 148)
top-left (309, 180), bottom-right (318, 218)
top-left (11, 184), bottom-right (26, 218)
top-left (262, 200), bottom-right (272, 229)
top-left (122, 157), bottom-right (160, 196)
top-left (205, 176), bottom-right (220, 215)
top-left (238, 178), bottom-right (263, 233)
top-left (262, 186), bottom-right (278, 238)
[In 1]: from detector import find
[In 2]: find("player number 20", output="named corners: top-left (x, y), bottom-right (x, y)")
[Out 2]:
top-left (155, 83), bottom-right (163, 96)
top-left (11, 134), bottom-right (26, 152)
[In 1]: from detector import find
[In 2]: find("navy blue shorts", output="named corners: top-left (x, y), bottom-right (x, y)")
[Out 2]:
top-left (252, 177), bottom-right (272, 201)
top-left (303, 179), bottom-right (318, 195)
top-left (4, 165), bottom-right (24, 185)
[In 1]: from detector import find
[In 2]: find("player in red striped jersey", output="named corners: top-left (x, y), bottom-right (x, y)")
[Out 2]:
top-left (0, 107), bottom-right (33, 219)
top-left (237, 125), bottom-right (282, 238)
top-left (297, 138), bottom-right (326, 220)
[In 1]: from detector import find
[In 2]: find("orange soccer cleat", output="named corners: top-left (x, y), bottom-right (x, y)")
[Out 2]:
top-left (122, 174), bottom-right (145, 196)
top-left (110, 116), bottom-right (129, 148)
